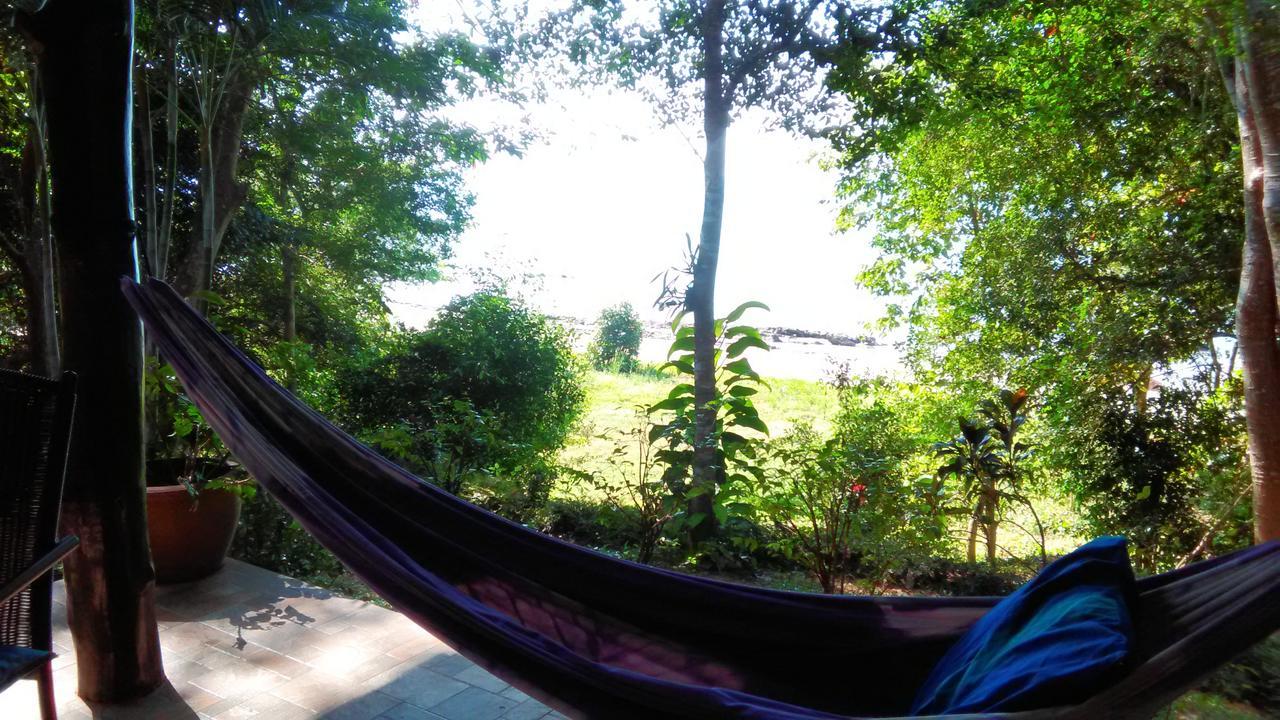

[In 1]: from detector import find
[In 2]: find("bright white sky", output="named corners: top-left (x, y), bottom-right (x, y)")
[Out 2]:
top-left (388, 3), bottom-right (890, 336)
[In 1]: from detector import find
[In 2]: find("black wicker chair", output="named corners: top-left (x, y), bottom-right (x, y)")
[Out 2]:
top-left (0, 369), bottom-right (78, 720)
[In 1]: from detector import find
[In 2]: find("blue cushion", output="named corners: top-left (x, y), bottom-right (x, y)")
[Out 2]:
top-left (0, 646), bottom-right (51, 692)
top-left (911, 536), bottom-right (1136, 715)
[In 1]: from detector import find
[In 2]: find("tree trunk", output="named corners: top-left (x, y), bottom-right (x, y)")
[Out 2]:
top-left (1240, 1), bottom-right (1280, 542)
top-left (14, 84), bottom-right (59, 377)
top-left (966, 510), bottom-right (979, 563)
top-left (15, 232), bottom-right (58, 377)
top-left (33, 0), bottom-right (165, 701)
top-left (180, 71), bottom-right (253, 311)
top-left (283, 241), bottom-right (298, 344)
top-left (690, 0), bottom-right (727, 542)
top-left (1227, 5), bottom-right (1280, 543)
top-left (1133, 364), bottom-right (1151, 416)
top-left (157, 38), bottom-right (178, 283)
top-left (136, 61), bottom-right (157, 278)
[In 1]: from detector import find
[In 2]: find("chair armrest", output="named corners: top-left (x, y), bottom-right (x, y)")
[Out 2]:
top-left (0, 536), bottom-right (80, 608)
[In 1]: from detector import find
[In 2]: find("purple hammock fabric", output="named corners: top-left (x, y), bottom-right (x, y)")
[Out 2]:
top-left (123, 278), bottom-right (1280, 719)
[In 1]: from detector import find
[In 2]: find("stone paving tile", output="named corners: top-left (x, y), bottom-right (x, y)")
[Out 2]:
top-left (500, 685), bottom-right (531, 702)
top-left (213, 687), bottom-right (317, 719)
top-left (499, 698), bottom-right (554, 720)
top-left (419, 651), bottom-right (474, 677)
top-left (361, 665), bottom-right (470, 709)
top-left (269, 669), bottom-right (367, 712)
top-left (452, 663), bottom-right (511, 693)
top-left (315, 689), bottom-right (401, 720)
top-left (385, 633), bottom-right (446, 662)
top-left (0, 560), bottom-right (554, 720)
top-left (427, 686), bottom-right (521, 720)
top-left (374, 702), bottom-right (448, 720)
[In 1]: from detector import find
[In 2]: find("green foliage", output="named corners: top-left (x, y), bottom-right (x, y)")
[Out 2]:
top-left (648, 301), bottom-right (771, 540)
top-left (585, 410), bottom-right (674, 564)
top-left (935, 389), bottom-right (1041, 565)
top-left (829, 0), bottom-right (1241, 492)
top-left (754, 377), bottom-right (947, 593)
top-left (1056, 382), bottom-right (1250, 573)
top-left (589, 302), bottom-right (643, 373)
top-left (338, 288), bottom-right (585, 498)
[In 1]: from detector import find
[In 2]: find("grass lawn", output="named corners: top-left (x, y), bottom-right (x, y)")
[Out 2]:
top-left (558, 368), bottom-right (839, 485)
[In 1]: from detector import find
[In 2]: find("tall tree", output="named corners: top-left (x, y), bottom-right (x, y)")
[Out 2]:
top-left (0, 32), bottom-right (58, 376)
top-left (245, 15), bottom-right (490, 353)
top-left (1207, 0), bottom-right (1280, 541)
top-left (501, 0), bottom-right (855, 537)
top-left (826, 0), bottom-right (1265, 543)
top-left (30, 0), bottom-right (166, 701)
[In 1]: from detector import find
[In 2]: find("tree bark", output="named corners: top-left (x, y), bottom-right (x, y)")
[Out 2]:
top-left (690, 0), bottom-right (728, 542)
top-left (966, 511), bottom-right (979, 563)
top-left (283, 241), bottom-right (298, 345)
top-left (14, 89), bottom-right (59, 377)
top-left (157, 38), bottom-right (178, 283)
top-left (136, 61), bottom-right (157, 278)
top-left (180, 70), bottom-right (253, 311)
top-left (1240, 0), bottom-right (1280, 542)
top-left (33, 0), bottom-right (165, 701)
top-left (1223, 3), bottom-right (1280, 543)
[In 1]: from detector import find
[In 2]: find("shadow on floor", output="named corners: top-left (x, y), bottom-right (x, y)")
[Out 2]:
top-left (83, 681), bottom-right (199, 720)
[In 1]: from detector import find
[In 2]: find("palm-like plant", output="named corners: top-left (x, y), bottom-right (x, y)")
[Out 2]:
top-left (936, 388), bottom-right (1033, 565)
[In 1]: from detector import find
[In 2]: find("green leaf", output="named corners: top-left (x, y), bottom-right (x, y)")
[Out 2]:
top-left (668, 335), bottom-right (696, 355)
top-left (660, 360), bottom-right (694, 375)
top-left (726, 335), bottom-right (770, 359)
top-left (727, 385), bottom-right (758, 397)
top-left (724, 300), bottom-right (769, 324)
top-left (723, 358), bottom-right (757, 377)
top-left (667, 383), bottom-right (695, 398)
top-left (730, 414), bottom-right (769, 435)
top-left (648, 397), bottom-right (689, 412)
top-left (648, 424), bottom-right (667, 443)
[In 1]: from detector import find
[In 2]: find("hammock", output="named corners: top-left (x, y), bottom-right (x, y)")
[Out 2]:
top-left (123, 278), bottom-right (1280, 719)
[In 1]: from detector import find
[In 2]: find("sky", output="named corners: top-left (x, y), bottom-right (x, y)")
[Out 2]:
top-left (388, 3), bottom-right (891, 337)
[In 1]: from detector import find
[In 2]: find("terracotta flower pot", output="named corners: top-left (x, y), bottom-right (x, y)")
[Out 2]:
top-left (146, 484), bottom-right (241, 583)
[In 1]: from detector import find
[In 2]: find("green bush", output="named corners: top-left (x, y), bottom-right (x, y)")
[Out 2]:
top-left (589, 302), bottom-right (643, 373)
top-left (337, 288), bottom-right (586, 498)
top-left (1057, 383), bottom-right (1250, 573)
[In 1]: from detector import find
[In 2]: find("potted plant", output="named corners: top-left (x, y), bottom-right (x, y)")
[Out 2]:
top-left (145, 361), bottom-right (254, 583)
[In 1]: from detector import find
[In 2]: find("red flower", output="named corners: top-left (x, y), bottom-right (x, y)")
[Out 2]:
top-left (849, 483), bottom-right (867, 495)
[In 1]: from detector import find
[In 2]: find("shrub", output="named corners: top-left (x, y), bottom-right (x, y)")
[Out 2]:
top-left (589, 302), bottom-right (643, 373)
top-left (588, 411), bottom-right (674, 564)
top-left (1058, 383), bottom-right (1249, 573)
top-left (338, 288), bottom-right (586, 498)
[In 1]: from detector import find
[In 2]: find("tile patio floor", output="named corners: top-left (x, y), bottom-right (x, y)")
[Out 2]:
top-left (0, 559), bottom-right (563, 720)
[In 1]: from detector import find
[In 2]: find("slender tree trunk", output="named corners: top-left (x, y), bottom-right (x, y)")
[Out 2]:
top-left (283, 241), bottom-right (298, 344)
top-left (33, 0), bottom-right (165, 701)
top-left (14, 79), bottom-right (59, 377)
top-left (180, 72), bottom-right (253, 311)
top-left (1134, 364), bottom-right (1151, 416)
top-left (1240, 1), bottom-right (1280, 542)
top-left (1221, 4), bottom-right (1280, 543)
top-left (15, 234), bottom-right (58, 377)
top-left (985, 493), bottom-right (999, 566)
top-left (966, 510), bottom-right (979, 563)
top-left (157, 39), bottom-right (178, 282)
top-left (136, 62), bottom-right (157, 277)
top-left (690, 0), bottom-right (728, 542)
